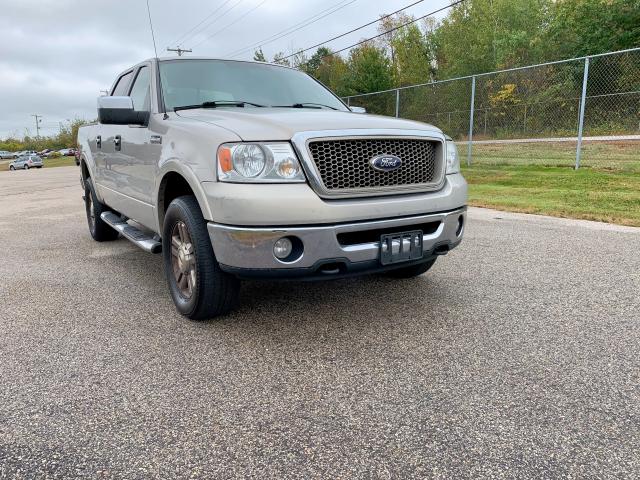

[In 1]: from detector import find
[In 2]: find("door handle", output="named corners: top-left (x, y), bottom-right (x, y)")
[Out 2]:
top-left (96, 135), bottom-right (101, 149)
top-left (114, 135), bottom-right (122, 151)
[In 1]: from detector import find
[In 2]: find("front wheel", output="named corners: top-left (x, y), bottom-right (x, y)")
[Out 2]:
top-left (383, 258), bottom-right (437, 279)
top-left (24, 164), bottom-right (29, 170)
top-left (9, 165), bottom-right (15, 171)
top-left (163, 196), bottom-right (240, 320)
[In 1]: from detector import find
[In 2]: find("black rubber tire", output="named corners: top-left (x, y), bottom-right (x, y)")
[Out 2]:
top-left (162, 195), bottom-right (240, 320)
top-left (24, 164), bottom-right (29, 170)
top-left (383, 258), bottom-right (437, 279)
top-left (84, 177), bottom-right (119, 242)
top-left (9, 165), bottom-right (14, 171)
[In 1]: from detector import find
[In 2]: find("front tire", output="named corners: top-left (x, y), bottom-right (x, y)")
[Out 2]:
top-left (9, 165), bottom-right (14, 171)
top-left (84, 177), bottom-right (119, 242)
top-left (24, 164), bottom-right (29, 170)
top-left (384, 258), bottom-right (437, 279)
top-left (163, 196), bottom-right (240, 320)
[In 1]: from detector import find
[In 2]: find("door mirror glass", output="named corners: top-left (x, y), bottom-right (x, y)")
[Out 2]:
top-left (349, 106), bottom-right (366, 114)
top-left (97, 96), bottom-right (149, 125)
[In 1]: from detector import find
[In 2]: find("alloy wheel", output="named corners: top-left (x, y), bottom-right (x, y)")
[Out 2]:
top-left (171, 221), bottom-right (196, 299)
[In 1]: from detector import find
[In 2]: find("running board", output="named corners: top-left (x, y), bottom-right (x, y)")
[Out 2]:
top-left (100, 211), bottom-right (162, 254)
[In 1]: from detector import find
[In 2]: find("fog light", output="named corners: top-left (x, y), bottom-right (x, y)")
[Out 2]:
top-left (273, 237), bottom-right (293, 259)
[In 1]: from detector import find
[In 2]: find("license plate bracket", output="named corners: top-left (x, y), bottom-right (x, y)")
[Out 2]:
top-left (380, 230), bottom-right (423, 265)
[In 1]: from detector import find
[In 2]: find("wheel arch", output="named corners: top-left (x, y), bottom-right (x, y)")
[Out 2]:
top-left (156, 166), bottom-right (213, 232)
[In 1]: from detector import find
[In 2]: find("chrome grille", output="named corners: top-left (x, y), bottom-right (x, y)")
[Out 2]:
top-left (307, 138), bottom-right (439, 193)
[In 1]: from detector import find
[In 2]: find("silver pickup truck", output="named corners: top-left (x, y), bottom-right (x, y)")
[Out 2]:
top-left (77, 57), bottom-right (467, 320)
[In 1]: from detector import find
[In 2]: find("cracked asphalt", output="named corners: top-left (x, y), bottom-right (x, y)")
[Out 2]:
top-left (1, 166), bottom-right (639, 478)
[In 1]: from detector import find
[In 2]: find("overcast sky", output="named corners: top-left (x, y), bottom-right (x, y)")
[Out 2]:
top-left (0, 0), bottom-right (450, 139)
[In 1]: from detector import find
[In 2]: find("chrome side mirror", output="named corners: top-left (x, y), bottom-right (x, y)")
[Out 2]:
top-left (97, 96), bottom-right (149, 125)
top-left (349, 106), bottom-right (366, 114)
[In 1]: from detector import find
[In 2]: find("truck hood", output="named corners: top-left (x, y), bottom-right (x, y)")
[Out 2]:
top-left (174, 108), bottom-right (442, 141)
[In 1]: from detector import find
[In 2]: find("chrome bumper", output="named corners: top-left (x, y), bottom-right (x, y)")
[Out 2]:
top-left (207, 207), bottom-right (466, 273)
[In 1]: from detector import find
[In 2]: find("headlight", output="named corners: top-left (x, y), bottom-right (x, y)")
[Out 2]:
top-left (446, 140), bottom-right (460, 174)
top-left (217, 142), bottom-right (306, 183)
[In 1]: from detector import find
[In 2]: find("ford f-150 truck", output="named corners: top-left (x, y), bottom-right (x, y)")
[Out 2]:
top-left (77, 57), bottom-right (467, 320)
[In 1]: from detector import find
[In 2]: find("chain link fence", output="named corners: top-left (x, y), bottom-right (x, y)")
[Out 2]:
top-left (344, 48), bottom-right (640, 171)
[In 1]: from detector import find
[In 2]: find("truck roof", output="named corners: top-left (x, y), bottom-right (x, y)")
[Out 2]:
top-left (143, 57), bottom-right (295, 71)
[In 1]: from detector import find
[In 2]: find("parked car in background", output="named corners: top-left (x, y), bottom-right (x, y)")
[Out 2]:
top-left (9, 155), bottom-right (43, 170)
top-left (38, 148), bottom-right (53, 157)
top-left (0, 151), bottom-right (16, 159)
top-left (58, 148), bottom-right (75, 156)
top-left (74, 147), bottom-right (81, 166)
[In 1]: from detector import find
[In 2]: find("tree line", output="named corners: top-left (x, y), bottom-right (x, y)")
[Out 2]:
top-left (258, 0), bottom-right (639, 98)
top-left (255, 0), bottom-right (639, 139)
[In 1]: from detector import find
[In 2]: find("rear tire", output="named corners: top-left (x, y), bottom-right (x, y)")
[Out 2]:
top-left (24, 164), bottom-right (29, 170)
top-left (84, 177), bottom-right (119, 242)
top-left (163, 196), bottom-right (240, 320)
top-left (9, 165), bottom-right (14, 171)
top-left (384, 258), bottom-right (437, 279)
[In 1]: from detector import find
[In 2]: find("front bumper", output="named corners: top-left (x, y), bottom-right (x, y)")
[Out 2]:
top-left (208, 207), bottom-right (466, 279)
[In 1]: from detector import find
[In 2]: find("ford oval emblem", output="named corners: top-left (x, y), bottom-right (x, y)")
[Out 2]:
top-left (369, 154), bottom-right (403, 172)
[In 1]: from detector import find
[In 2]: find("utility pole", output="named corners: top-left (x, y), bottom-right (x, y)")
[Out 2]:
top-left (31, 114), bottom-right (42, 138)
top-left (167, 47), bottom-right (192, 56)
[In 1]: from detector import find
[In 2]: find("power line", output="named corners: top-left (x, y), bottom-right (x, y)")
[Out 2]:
top-left (190, 0), bottom-right (269, 49)
top-left (225, 0), bottom-right (357, 59)
top-left (283, 0), bottom-right (426, 60)
top-left (290, 0), bottom-right (465, 62)
top-left (168, 0), bottom-right (237, 47)
top-left (178, 0), bottom-right (245, 49)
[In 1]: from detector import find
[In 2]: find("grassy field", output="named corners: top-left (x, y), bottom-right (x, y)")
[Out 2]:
top-left (43, 156), bottom-right (76, 168)
top-left (462, 141), bottom-right (640, 226)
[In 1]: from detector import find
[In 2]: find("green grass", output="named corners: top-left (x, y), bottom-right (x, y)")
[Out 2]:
top-left (462, 141), bottom-right (640, 226)
top-left (43, 156), bottom-right (76, 168)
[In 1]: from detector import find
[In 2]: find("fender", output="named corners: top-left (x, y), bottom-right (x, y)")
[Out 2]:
top-left (155, 158), bottom-right (214, 233)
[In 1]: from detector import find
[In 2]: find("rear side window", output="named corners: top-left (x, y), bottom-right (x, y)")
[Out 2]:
top-left (112, 71), bottom-right (134, 96)
top-left (129, 66), bottom-right (151, 111)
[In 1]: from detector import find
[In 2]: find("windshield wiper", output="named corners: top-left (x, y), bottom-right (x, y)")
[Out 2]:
top-left (272, 102), bottom-right (338, 110)
top-left (174, 100), bottom-right (265, 112)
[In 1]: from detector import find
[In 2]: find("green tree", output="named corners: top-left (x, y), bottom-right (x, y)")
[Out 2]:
top-left (430, 0), bottom-right (550, 78)
top-left (377, 13), bottom-right (433, 86)
top-left (272, 51), bottom-right (290, 66)
top-left (300, 47), bottom-right (333, 76)
top-left (546, 0), bottom-right (640, 59)
top-left (343, 43), bottom-right (393, 95)
top-left (314, 53), bottom-right (349, 96)
top-left (253, 48), bottom-right (267, 62)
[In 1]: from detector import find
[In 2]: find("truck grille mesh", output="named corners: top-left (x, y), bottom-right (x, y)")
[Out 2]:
top-left (307, 138), bottom-right (438, 191)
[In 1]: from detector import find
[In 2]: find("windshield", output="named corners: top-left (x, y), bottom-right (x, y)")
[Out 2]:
top-left (159, 59), bottom-right (348, 112)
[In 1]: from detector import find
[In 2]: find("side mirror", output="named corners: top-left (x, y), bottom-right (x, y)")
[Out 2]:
top-left (349, 106), bottom-right (366, 114)
top-left (97, 96), bottom-right (149, 125)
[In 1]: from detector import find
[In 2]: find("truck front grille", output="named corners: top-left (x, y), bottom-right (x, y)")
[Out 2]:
top-left (306, 138), bottom-right (440, 196)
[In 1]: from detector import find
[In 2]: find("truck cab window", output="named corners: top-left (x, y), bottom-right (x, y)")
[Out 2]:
top-left (129, 66), bottom-right (151, 111)
top-left (112, 71), bottom-right (133, 96)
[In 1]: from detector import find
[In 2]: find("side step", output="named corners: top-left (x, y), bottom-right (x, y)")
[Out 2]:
top-left (100, 212), bottom-right (162, 254)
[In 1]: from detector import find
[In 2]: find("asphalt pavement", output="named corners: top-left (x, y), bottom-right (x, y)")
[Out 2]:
top-left (1, 166), bottom-right (638, 478)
